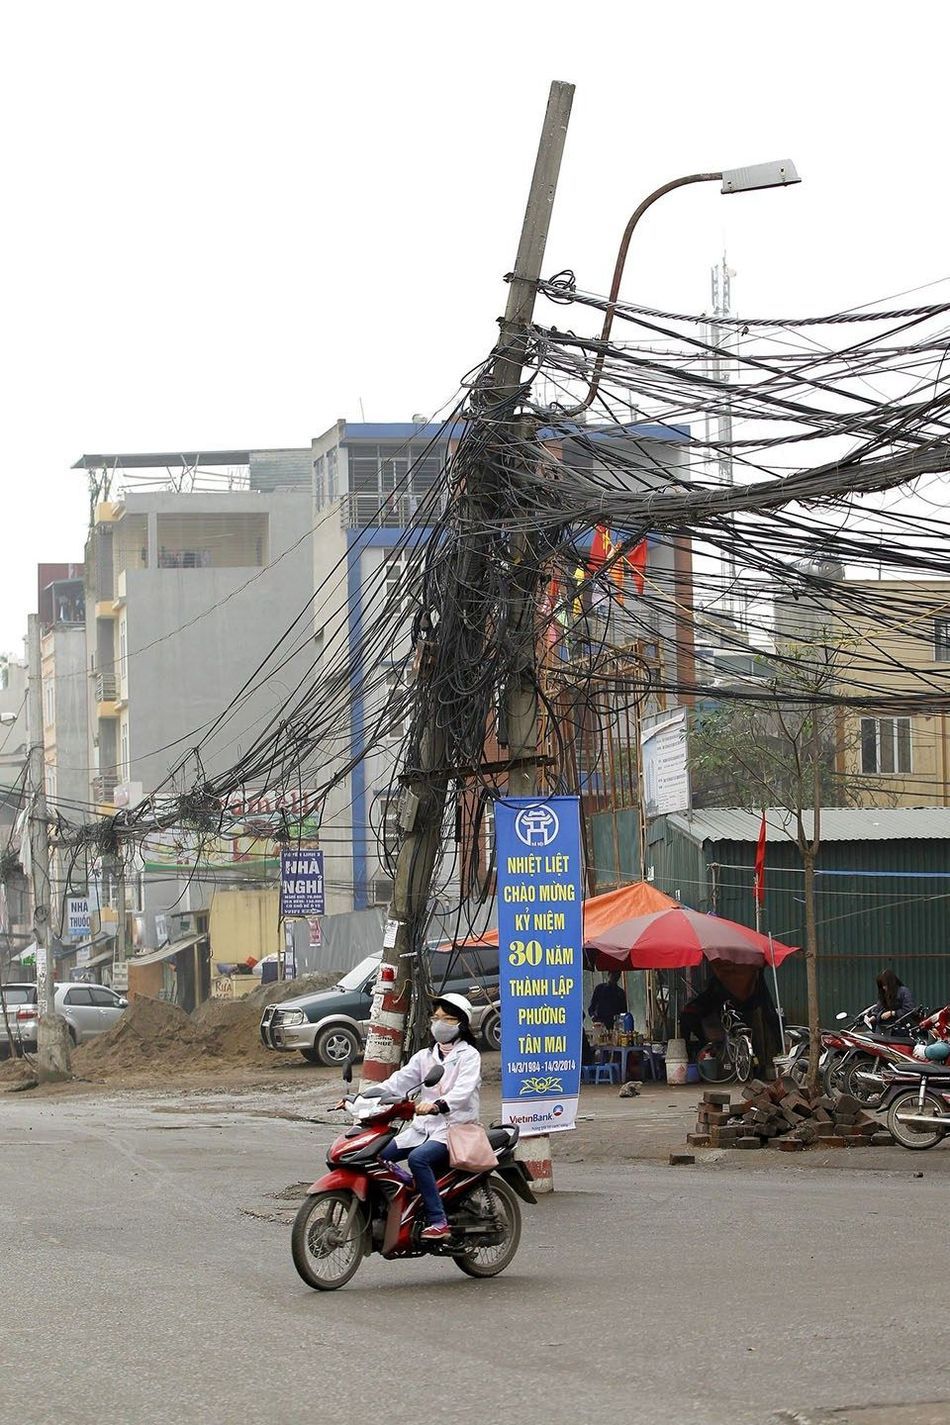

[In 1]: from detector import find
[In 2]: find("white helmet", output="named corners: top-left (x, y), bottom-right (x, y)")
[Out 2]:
top-left (432, 992), bottom-right (473, 1025)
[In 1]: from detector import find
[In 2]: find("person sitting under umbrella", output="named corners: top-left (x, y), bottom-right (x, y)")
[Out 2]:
top-left (589, 970), bottom-right (628, 1031)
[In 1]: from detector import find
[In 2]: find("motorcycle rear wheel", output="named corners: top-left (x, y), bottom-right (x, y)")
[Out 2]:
top-left (291, 1191), bottom-right (367, 1291)
top-left (454, 1177), bottom-right (522, 1279)
top-left (887, 1089), bottom-right (947, 1150)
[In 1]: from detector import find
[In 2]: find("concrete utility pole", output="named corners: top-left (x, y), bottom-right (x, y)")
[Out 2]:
top-left (27, 615), bottom-right (71, 1081)
top-left (360, 80), bottom-right (575, 1086)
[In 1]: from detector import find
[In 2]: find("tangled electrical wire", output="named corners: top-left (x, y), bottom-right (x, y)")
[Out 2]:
top-left (47, 272), bottom-right (950, 955)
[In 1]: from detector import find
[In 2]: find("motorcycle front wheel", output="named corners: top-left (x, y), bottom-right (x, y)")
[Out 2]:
top-left (844, 1052), bottom-right (885, 1108)
top-left (454, 1177), bottom-right (522, 1279)
top-left (887, 1089), bottom-right (947, 1150)
top-left (291, 1190), bottom-right (367, 1291)
top-left (822, 1053), bottom-right (846, 1098)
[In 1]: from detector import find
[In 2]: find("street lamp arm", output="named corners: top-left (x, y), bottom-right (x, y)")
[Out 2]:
top-left (564, 171), bottom-right (723, 416)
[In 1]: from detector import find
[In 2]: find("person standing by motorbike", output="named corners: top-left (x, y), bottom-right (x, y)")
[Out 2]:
top-left (375, 993), bottom-right (481, 1243)
top-left (870, 969), bottom-right (914, 1027)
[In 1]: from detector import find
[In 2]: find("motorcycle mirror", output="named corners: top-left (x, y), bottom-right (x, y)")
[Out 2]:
top-left (423, 1065), bottom-right (445, 1088)
top-left (835, 1012), bottom-right (848, 1021)
top-left (342, 1059), bottom-right (354, 1085)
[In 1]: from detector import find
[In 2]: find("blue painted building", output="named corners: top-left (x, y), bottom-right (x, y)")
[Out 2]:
top-left (311, 419), bottom-right (693, 911)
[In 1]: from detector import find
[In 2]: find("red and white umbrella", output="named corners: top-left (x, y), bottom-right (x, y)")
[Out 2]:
top-left (586, 906), bottom-right (797, 971)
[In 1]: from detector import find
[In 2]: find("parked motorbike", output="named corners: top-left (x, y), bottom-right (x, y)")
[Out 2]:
top-left (878, 1059), bottom-right (950, 1150)
top-left (697, 1005), bottom-right (754, 1084)
top-left (773, 1024), bottom-right (810, 1087)
top-left (291, 1061), bottom-right (535, 1291)
top-left (836, 1006), bottom-right (927, 1107)
top-left (820, 1005), bottom-right (914, 1097)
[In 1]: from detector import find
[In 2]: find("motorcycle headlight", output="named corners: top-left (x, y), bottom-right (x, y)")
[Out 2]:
top-left (278, 1009), bottom-right (305, 1026)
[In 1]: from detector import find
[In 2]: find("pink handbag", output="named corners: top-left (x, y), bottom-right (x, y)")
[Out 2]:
top-left (446, 1122), bottom-right (498, 1172)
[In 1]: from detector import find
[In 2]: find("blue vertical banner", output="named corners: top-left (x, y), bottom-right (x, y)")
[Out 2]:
top-left (495, 796), bottom-right (584, 1134)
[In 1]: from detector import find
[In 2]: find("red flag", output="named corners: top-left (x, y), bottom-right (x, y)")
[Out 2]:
top-left (589, 524), bottom-right (610, 570)
top-left (753, 811), bottom-right (767, 906)
top-left (626, 538), bottom-right (647, 595)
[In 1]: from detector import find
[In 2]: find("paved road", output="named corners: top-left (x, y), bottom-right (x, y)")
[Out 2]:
top-left (3, 1090), bottom-right (950, 1425)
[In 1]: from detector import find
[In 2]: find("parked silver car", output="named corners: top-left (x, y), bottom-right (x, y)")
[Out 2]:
top-left (0, 982), bottom-right (128, 1055)
top-left (260, 947), bottom-right (501, 1066)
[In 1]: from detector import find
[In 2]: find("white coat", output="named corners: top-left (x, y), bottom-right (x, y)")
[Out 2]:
top-left (378, 1040), bottom-right (482, 1150)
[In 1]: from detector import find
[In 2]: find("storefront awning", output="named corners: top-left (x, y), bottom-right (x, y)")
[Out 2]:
top-left (63, 930), bottom-right (115, 964)
top-left (80, 948), bottom-right (116, 971)
top-left (129, 934), bottom-right (203, 968)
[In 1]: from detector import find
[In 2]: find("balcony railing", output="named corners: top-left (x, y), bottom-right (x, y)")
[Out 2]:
top-left (92, 773), bottom-right (119, 804)
top-left (95, 671), bottom-right (117, 703)
top-left (340, 490), bottom-right (445, 530)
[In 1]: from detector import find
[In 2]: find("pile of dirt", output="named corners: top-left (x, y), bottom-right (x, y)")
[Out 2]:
top-left (72, 996), bottom-right (210, 1077)
top-left (69, 971), bottom-right (342, 1080)
top-left (190, 971), bottom-right (339, 1065)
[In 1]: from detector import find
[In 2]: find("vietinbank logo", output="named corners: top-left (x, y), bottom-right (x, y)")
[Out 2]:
top-left (552, 1104), bottom-right (564, 1118)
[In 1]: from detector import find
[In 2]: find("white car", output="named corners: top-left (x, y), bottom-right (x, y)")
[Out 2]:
top-left (2, 982), bottom-right (128, 1054)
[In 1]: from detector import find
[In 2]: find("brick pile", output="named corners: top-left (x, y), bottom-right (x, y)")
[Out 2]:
top-left (687, 1080), bottom-right (895, 1151)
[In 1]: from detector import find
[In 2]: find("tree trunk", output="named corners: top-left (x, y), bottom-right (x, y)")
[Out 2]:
top-left (803, 847), bottom-right (821, 1095)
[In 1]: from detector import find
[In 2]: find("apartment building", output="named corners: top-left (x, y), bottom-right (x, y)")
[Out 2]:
top-left (310, 418), bottom-right (694, 910)
top-left (0, 654), bottom-right (30, 966)
top-left (38, 563), bottom-right (90, 949)
top-left (76, 448), bottom-right (315, 949)
top-left (834, 579), bottom-right (950, 807)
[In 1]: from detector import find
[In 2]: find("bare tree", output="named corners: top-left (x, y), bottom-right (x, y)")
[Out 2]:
top-left (690, 637), bottom-right (887, 1091)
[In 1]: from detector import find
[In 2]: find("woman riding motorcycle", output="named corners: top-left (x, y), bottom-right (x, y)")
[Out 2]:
top-left (375, 993), bottom-right (481, 1243)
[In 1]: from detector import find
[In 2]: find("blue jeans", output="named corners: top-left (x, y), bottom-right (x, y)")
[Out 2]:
top-left (381, 1137), bottom-right (450, 1225)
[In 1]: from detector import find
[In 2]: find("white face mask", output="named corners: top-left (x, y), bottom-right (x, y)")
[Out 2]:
top-left (431, 1019), bottom-right (460, 1044)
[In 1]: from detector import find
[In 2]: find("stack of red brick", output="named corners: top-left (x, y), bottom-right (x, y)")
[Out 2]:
top-left (688, 1080), bottom-right (895, 1151)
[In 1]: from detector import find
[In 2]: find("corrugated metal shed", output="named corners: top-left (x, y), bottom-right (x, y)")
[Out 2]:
top-left (587, 805), bottom-right (950, 1024)
top-left (654, 811), bottom-right (950, 1023)
top-left (668, 807), bottom-right (950, 844)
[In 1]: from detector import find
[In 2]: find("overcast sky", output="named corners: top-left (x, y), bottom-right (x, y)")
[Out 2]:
top-left (2, 0), bottom-right (948, 654)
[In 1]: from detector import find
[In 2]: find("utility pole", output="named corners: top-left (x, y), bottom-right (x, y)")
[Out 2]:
top-left (115, 852), bottom-right (127, 964)
top-left (360, 80), bottom-right (575, 1087)
top-left (26, 615), bottom-right (71, 1081)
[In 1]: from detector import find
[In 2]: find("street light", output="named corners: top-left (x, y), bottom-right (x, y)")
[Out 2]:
top-left (0, 713), bottom-right (17, 726)
top-left (565, 159), bottom-right (801, 414)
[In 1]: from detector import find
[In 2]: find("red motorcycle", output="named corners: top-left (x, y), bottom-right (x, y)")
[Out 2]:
top-left (291, 1063), bottom-right (536, 1291)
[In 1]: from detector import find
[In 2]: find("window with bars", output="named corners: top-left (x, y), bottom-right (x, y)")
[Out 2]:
top-left (326, 448), bottom-right (338, 502)
top-left (860, 717), bottom-right (912, 775)
top-left (383, 668), bottom-right (409, 741)
top-left (313, 455), bottom-right (326, 508)
top-left (349, 444), bottom-right (443, 511)
top-left (382, 551), bottom-right (412, 623)
top-left (935, 618), bottom-right (950, 662)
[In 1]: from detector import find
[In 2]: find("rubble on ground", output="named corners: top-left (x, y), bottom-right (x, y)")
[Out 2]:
top-left (687, 1080), bottom-right (895, 1150)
